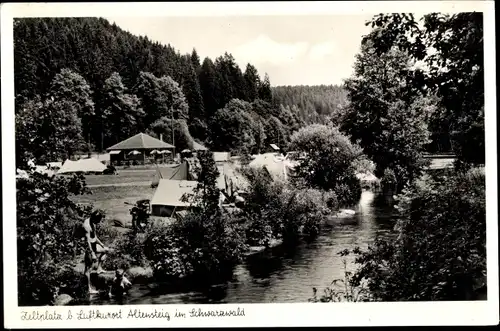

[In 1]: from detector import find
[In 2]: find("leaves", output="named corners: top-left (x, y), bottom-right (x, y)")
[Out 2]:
top-left (17, 170), bottom-right (90, 305)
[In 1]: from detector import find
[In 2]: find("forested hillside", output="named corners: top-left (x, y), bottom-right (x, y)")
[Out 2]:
top-left (272, 85), bottom-right (348, 125)
top-left (14, 17), bottom-right (305, 165)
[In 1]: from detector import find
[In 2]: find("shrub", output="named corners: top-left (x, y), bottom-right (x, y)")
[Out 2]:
top-left (143, 151), bottom-right (248, 283)
top-left (350, 168), bottom-right (486, 301)
top-left (289, 124), bottom-right (363, 207)
top-left (17, 171), bottom-right (91, 306)
top-left (242, 166), bottom-right (337, 244)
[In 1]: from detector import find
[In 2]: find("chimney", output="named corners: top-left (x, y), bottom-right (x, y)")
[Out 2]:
top-left (160, 134), bottom-right (163, 142)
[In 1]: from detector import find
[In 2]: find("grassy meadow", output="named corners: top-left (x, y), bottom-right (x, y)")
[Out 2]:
top-left (72, 175), bottom-right (156, 227)
top-left (82, 169), bottom-right (156, 186)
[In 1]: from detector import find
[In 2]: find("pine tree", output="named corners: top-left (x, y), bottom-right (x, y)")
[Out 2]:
top-left (244, 63), bottom-right (261, 102)
top-left (190, 48), bottom-right (201, 75)
top-left (258, 73), bottom-right (273, 103)
top-left (199, 57), bottom-right (219, 119)
top-left (180, 56), bottom-right (205, 126)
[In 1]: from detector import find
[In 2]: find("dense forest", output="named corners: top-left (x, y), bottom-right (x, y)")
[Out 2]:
top-left (14, 17), bottom-right (306, 165)
top-left (271, 85), bottom-right (348, 125)
top-left (14, 15), bottom-right (474, 167)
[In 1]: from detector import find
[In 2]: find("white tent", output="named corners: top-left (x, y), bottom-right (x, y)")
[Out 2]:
top-left (58, 158), bottom-right (107, 174)
top-left (150, 180), bottom-right (198, 217)
top-left (248, 153), bottom-right (290, 181)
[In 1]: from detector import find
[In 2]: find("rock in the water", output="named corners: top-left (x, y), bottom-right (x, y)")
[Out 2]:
top-left (54, 294), bottom-right (73, 306)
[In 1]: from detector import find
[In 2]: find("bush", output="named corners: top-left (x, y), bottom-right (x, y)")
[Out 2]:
top-left (143, 151), bottom-right (248, 283)
top-left (17, 171), bottom-right (91, 306)
top-left (289, 124), bottom-right (363, 207)
top-left (143, 222), bottom-right (189, 280)
top-left (350, 168), bottom-right (486, 301)
top-left (242, 166), bottom-right (337, 244)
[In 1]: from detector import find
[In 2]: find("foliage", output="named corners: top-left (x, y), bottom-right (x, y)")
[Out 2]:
top-left (14, 17), bottom-right (271, 151)
top-left (365, 13), bottom-right (484, 164)
top-left (134, 72), bottom-right (189, 127)
top-left (16, 97), bottom-right (85, 165)
top-left (143, 222), bottom-right (189, 280)
top-left (17, 171), bottom-right (91, 306)
top-left (341, 37), bottom-right (433, 192)
top-left (144, 151), bottom-right (247, 282)
top-left (102, 72), bottom-right (145, 146)
top-left (241, 167), bottom-right (337, 244)
top-left (272, 84), bottom-right (348, 125)
top-left (48, 68), bottom-right (95, 147)
top-left (289, 124), bottom-right (362, 207)
top-left (350, 168), bottom-right (486, 301)
top-left (209, 99), bottom-right (256, 152)
top-left (147, 117), bottom-right (195, 152)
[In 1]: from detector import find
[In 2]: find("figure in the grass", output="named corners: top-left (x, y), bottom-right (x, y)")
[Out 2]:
top-left (73, 210), bottom-right (112, 294)
top-left (109, 269), bottom-right (132, 298)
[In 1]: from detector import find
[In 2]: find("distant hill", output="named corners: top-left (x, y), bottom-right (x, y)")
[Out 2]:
top-left (272, 85), bottom-right (348, 125)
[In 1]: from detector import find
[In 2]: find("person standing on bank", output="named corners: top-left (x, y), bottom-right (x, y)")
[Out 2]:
top-left (74, 210), bottom-right (111, 294)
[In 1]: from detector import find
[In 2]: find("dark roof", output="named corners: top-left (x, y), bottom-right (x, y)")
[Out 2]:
top-left (106, 133), bottom-right (174, 151)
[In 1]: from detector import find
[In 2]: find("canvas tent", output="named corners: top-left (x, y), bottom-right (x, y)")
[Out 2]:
top-left (58, 158), bottom-right (106, 174)
top-left (151, 161), bottom-right (194, 187)
top-left (213, 152), bottom-right (231, 163)
top-left (150, 180), bottom-right (198, 217)
top-left (248, 153), bottom-right (291, 181)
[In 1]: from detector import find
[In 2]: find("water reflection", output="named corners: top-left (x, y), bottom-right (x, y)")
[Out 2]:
top-left (95, 189), bottom-right (397, 304)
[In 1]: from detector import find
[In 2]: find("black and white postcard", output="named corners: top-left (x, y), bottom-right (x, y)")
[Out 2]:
top-left (2, 1), bottom-right (498, 328)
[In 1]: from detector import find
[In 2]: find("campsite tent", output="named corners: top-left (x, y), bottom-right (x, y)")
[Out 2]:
top-left (213, 152), bottom-right (231, 163)
top-left (58, 158), bottom-right (107, 174)
top-left (150, 180), bottom-right (198, 217)
top-left (151, 161), bottom-right (194, 187)
top-left (248, 153), bottom-right (291, 181)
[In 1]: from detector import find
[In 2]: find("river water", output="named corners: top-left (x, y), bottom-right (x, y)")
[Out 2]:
top-left (94, 189), bottom-right (398, 305)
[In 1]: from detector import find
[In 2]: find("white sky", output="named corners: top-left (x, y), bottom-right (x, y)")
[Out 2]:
top-left (105, 15), bottom-right (374, 86)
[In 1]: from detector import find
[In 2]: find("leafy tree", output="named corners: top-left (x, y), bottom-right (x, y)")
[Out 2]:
top-left (102, 72), bottom-right (144, 146)
top-left (209, 99), bottom-right (256, 152)
top-left (133, 72), bottom-right (189, 128)
top-left (365, 13), bottom-right (484, 165)
top-left (146, 151), bottom-right (247, 282)
top-left (341, 38), bottom-right (434, 191)
top-left (289, 124), bottom-right (362, 207)
top-left (350, 168), bottom-right (486, 301)
top-left (48, 68), bottom-right (95, 151)
top-left (17, 171), bottom-right (91, 306)
top-left (16, 97), bottom-right (85, 164)
top-left (147, 117), bottom-right (195, 152)
top-left (265, 116), bottom-right (287, 149)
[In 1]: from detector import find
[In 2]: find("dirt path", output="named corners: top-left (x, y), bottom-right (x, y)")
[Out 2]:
top-left (87, 181), bottom-right (151, 188)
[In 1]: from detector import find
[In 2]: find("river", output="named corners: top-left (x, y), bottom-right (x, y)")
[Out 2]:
top-left (93, 189), bottom-right (398, 305)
